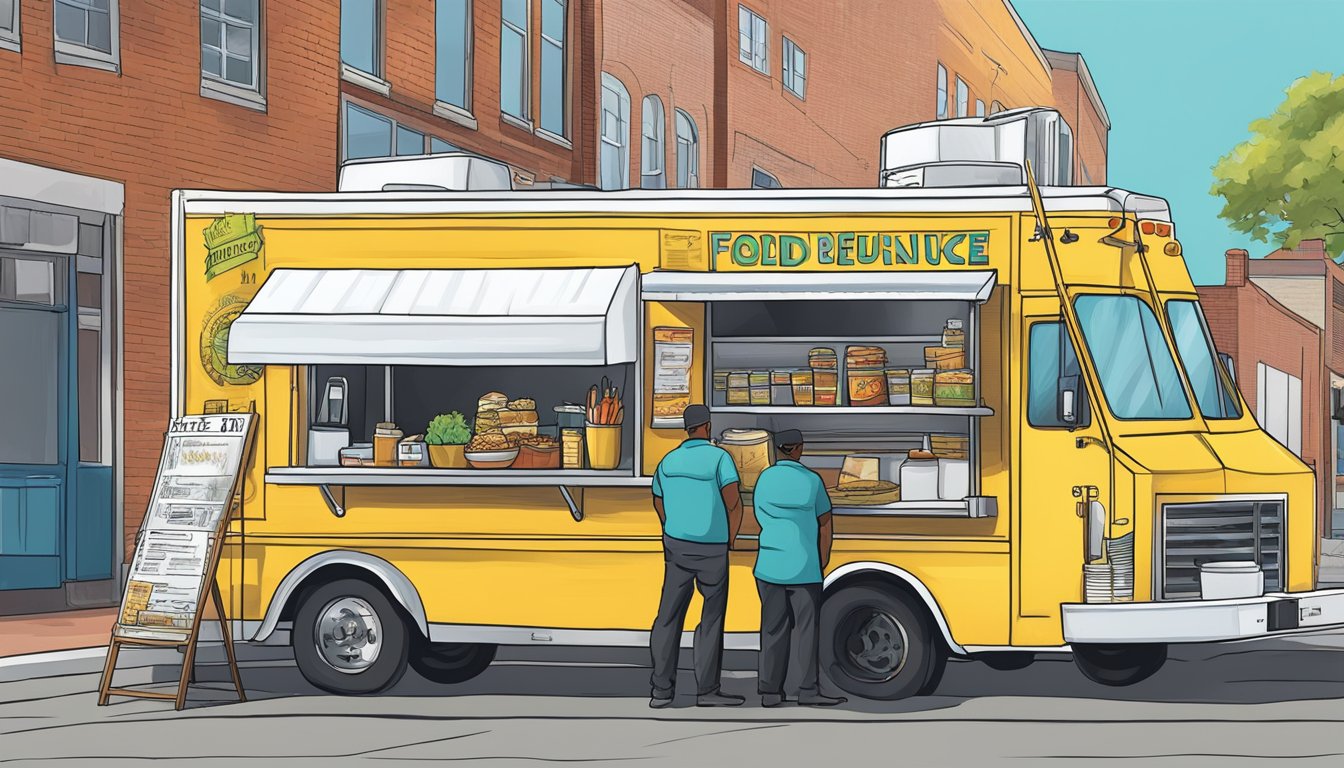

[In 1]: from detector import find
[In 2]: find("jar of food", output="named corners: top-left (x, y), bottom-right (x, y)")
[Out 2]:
top-left (847, 366), bottom-right (887, 407)
top-left (770, 370), bottom-right (794, 405)
top-left (791, 369), bottom-right (815, 406)
top-left (943, 319), bottom-right (965, 349)
top-left (749, 369), bottom-right (771, 405)
top-left (726, 371), bottom-right (750, 405)
top-left (911, 369), bottom-right (935, 406)
top-left (713, 371), bottom-right (729, 397)
top-left (934, 369), bottom-right (976, 407)
top-left (561, 428), bottom-right (585, 469)
top-left (373, 422), bottom-right (402, 467)
top-left (812, 368), bottom-right (839, 406)
top-left (887, 369), bottom-right (911, 406)
top-left (718, 428), bottom-right (773, 490)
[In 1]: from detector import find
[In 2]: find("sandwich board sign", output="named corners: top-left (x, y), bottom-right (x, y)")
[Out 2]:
top-left (98, 412), bottom-right (256, 709)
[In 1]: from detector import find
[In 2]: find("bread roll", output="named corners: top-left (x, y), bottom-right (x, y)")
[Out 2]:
top-left (478, 391), bottom-right (508, 411)
top-left (507, 398), bottom-right (536, 411)
top-left (497, 409), bottom-right (539, 426)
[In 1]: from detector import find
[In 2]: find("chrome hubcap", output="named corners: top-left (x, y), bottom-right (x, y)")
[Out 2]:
top-left (849, 611), bottom-right (908, 680)
top-left (314, 597), bottom-right (382, 674)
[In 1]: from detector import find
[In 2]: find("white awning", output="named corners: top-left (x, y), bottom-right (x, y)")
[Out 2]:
top-left (228, 266), bottom-right (639, 366)
top-left (640, 270), bottom-right (997, 303)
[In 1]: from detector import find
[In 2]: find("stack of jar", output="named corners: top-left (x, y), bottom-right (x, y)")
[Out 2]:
top-left (845, 346), bottom-right (888, 406)
top-left (927, 319), bottom-right (975, 407)
top-left (808, 348), bottom-right (839, 406)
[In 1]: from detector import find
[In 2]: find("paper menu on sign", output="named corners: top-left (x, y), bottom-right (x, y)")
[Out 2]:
top-left (115, 413), bottom-right (253, 640)
top-left (654, 342), bottom-right (693, 394)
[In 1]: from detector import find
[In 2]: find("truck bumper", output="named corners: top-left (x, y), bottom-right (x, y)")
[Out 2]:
top-left (1062, 588), bottom-right (1344, 644)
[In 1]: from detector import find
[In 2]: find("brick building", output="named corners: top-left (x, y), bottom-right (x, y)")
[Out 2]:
top-left (1198, 249), bottom-right (1328, 537)
top-left (0, 0), bottom-right (1105, 614)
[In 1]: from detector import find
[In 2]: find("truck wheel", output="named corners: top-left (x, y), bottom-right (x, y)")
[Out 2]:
top-left (293, 578), bottom-right (410, 695)
top-left (820, 584), bottom-right (946, 700)
top-left (410, 639), bottom-right (497, 685)
top-left (975, 652), bottom-right (1036, 671)
top-left (1072, 643), bottom-right (1166, 687)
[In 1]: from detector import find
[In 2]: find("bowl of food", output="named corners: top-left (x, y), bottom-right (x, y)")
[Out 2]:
top-left (515, 434), bottom-right (561, 469)
top-left (465, 433), bottom-right (519, 469)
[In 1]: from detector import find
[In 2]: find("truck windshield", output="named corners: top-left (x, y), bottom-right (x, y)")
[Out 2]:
top-left (1166, 300), bottom-right (1242, 419)
top-left (1074, 295), bottom-right (1192, 420)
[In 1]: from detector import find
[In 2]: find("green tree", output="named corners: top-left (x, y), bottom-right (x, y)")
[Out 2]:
top-left (1212, 72), bottom-right (1344, 259)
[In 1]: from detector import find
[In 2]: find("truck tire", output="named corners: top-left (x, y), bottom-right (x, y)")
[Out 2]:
top-left (293, 578), bottom-right (410, 695)
top-left (820, 583), bottom-right (947, 700)
top-left (410, 639), bottom-right (497, 685)
top-left (1072, 643), bottom-right (1166, 687)
top-left (975, 652), bottom-right (1036, 671)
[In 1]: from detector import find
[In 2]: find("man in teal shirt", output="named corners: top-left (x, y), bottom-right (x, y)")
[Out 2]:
top-left (752, 429), bottom-right (845, 707)
top-left (649, 404), bottom-right (745, 708)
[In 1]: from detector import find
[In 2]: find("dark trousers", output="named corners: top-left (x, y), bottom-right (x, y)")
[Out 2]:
top-left (756, 580), bottom-right (822, 697)
top-left (649, 534), bottom-right (730, 698)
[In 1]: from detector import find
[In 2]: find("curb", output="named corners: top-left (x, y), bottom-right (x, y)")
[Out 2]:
top-left (0, 643), bottom-right (294, 685)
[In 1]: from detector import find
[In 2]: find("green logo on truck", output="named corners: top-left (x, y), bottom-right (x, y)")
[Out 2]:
top-left (204, 213), bottom-right (264, 281)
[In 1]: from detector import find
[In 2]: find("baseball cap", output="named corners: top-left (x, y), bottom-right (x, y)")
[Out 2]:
top-left (682, 404), bottom-right (711, 430)
top-left (775, 428), bottom-right (804, 448)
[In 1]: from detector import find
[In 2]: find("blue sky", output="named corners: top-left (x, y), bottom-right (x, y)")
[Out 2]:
top-left (1014, 0), bottom-right (1344, 284)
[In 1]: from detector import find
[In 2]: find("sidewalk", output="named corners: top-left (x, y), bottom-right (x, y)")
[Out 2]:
top-left (0, 607), bottom-right (118, 658)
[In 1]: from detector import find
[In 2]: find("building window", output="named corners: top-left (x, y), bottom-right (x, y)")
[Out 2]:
top-left (1257, 362), bottom-right (1303, 456)
top-left (975, 99), bottom-right (985, 117)
top-left (0, 0), bottom-right (20, 51)
top-left (54, 0), bottom-right (118, 70)
top-left (640, 95), bottom-right (665, 189)
top-left (599, 74), bottom-right (630, 190)
top-left (342, 101), bottom-right (446, 161)
top-left (341, 0), bottom-right (382, 79)
top-left (500, 0), bottom-right (530, 122)
top-left (936, 64), bottom-right (948, 119)
top-left (955, 76), bottom-right (969, 117)
top-left (751, 167), bottom-right (781, 189)
top-left (738, 5), bottom-right (767, 73)
top-left (674, 109), bottom-right (699, 189)
top-left (201, 0), bottom-right (261, 95)
top-left (990, 100), bottom-right (1004, 115)
top-left (435, 0), bottom-right (471, 111)
top-left (539, 0), bottom-right (566, 136)
top-left (782, 36), bottom-right (806, 98)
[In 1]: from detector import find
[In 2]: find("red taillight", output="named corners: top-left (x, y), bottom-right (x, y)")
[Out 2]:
top-left (1155, 222), bottom-right (1172, 237)
top-left (1140, 221), bottom-right (1156, 235)
top-left (1108, 217), bottom-right (1122, 229)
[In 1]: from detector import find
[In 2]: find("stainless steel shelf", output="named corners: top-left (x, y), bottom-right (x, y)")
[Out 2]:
top-left (711, 336), bottom-right (943, 344)
top-left (266, 468), bottom-right (651, 487)
top-left (832, 497), bottom-right (998, 518)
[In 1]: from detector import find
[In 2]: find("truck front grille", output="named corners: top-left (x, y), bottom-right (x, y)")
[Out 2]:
top-left (1161, 500), bottom-right (1284, 599)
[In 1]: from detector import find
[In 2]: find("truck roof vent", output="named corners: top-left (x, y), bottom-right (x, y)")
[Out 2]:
top-left (879, 107), bottom-right (1074, 188)
top-left (337, 153), bottom-right (514, 192)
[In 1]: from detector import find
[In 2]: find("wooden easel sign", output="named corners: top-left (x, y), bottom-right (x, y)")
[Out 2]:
top-left (98, 413), bottom-right (256, 710)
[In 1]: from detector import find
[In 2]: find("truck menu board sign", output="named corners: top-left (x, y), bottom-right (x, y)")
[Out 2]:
top-left (115, 413), bottom-right (254, 641)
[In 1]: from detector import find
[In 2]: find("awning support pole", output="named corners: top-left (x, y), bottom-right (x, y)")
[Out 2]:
top-left (559, 486), bottom-right (583, 522)
top-left (318, 484), bottom-right (346, 518)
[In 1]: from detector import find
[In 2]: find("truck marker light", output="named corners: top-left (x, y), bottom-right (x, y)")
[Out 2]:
top-left (1164, 241), bottom-right (1183, 257)
top-left (1140, 221), bottom-right (1157, 235)
top-left (1154, 222), bottom-right (1172, 237)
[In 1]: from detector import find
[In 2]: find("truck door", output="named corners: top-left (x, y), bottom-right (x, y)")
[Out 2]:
top-left (1016, 303), bottom-right (1112, 645)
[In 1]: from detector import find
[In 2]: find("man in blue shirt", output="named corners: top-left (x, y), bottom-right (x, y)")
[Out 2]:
top-left (649, 404), bottom-right (745, 708)
top-left (752, 429), bottom-right (845, 707)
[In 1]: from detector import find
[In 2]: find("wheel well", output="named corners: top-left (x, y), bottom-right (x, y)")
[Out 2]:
top-left (824, 569), bottom-right (956, 655)
top-left (278, 563), bottom-right (418, 634)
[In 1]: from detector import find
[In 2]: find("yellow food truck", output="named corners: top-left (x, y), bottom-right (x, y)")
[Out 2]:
top-left (173, 109), bottom-right (1344, 700)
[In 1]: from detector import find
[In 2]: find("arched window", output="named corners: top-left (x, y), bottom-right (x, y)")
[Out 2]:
top-left (599, 73), bottom-right (630, 190)
top-left (640, 95), bottom-right (666, 189)
top-left (674, 109), bottom-right (699, 189)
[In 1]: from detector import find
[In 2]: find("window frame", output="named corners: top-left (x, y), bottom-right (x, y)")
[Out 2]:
top-left (750, 166), bottom-right (781, 189)
top-left (955, 75), bottom-right (969, 117)
top-left (599, 72), bottom-right (630, 190)
top-left (936, 63), bottom-right (948, 119)
top-left (640, 94), bottom-right (665, 189)
top-left (499, 0), bottom-right (531, 125)
top-left (782, 36), bottom-right (806, 99)
top-left (200, 0), bottom-right (266, 110)
top-left (53, 0), bottom-right (120, 72)
top-left (538, 0), bottom-right (567, 139)
top-left (975, 98), bottom-right (985, 117)
top-left (340, 99), bottom-right (446, 163)
top-left (434, 0), bottom-right (473, 116)
top-left (674, 108), bottom-right (699, 189)
top-left (340, 0), bottom-right (388, 93)
top-left (737, 4), bottom-right (768, 74)
top-left (0, 0), bottom-right (19, 52)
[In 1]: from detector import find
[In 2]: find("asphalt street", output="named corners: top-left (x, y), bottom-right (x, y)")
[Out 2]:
top-left (5, 632), bottom-right (1344, 766)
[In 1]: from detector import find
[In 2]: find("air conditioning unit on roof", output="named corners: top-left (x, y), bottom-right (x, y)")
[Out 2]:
top-left (338, 153), bottom-right (514, 192)
top-left (880, 107), bottom-right (1075, 189)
